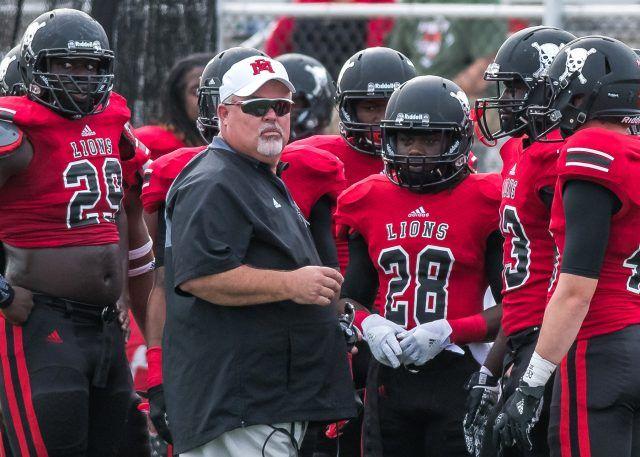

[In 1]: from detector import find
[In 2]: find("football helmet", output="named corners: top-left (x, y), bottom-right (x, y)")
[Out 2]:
top-left (475, 26), bottom-right (576, 142)
top-left (197, 47), bottom-right (266, 142)
top-left (0, 47), bottom-right (25, 96)
top-left (19, 8), bottom-right (114, 117)
top-left (276, 53), bottom-right (334, 141)
top-left (527, 35), bottom-right (640, 139)
top-left (381, 75), bottom-right (473, 192)
top-left (336, 47), bottom-right (416, 155)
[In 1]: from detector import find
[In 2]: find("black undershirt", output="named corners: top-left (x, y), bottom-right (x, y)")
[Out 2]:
top-left (308, 196), bottom-right (339, 268)
top-left (560, 180), bottom-right (621, 279)
top-left (155, 203), bottom-right (166, 268)
top-left (341, 230), bottom-right (504, 310)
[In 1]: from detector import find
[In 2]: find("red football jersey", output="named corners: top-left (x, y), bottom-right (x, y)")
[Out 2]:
top-left (499, 135), bottom-right (562, 336)
top-left (280, 145), bottom-right (346, 219)
top-left (141, 146), bottom-right (206, 213)
top-left (335, 173), bottom-right (501, 330)
top-left (288, 134), bottom-right (384, 272)
top-left (125, 311), bottom-right (148, 393)
top-left (134, 125), bottom-right (185, 161)
top-left (121, 122), bottom-right (152, 188)
top-left (549, 127), bottom-right (640, 339)
top-left (0, 93), bottom-right (133, 248)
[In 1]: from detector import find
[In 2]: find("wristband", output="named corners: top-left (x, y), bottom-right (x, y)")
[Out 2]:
top-left (146, 346), bottom-right (163, 388)
top-left (129, 239), bottom-right (153, 261)
top-left (0, 274), bottom-right (15, 310)
top-left (128, 260), bottom-right (156, 277)
top-left (522, 351), bottom-right (557, 388)
top-left (448, 313), bottom-right (487, 345)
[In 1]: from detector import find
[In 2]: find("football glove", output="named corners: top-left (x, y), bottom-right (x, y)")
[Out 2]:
top-left (362, 314), bottom-right (404, 368)
top-left (148, 384), bottom-right (172, 444)
top-left (397, 319), bottom-right (452, 366)
top-left (493, 380), bottom-right (544, 452)
top-left (463, 370), bottom-right (500, 457)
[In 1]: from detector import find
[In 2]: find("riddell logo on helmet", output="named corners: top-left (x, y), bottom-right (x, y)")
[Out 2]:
top-left (250, 59), bottom-right (274, 75)
top-left (367, 82), bottom-right (401, 93)
top-left (395, 113), bottom-right (430, 125)
top-left (621, 115), bottom-right (640, 124)
top-left (67, 40), bottom-right (102, 51)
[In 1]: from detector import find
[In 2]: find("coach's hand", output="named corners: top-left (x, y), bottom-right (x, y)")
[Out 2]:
top-left (1, 286), bottom-right (34, 325)
top-left (463, 369), bottom-right (500, 456)
top-left (287, 266), bottom-right (343, 306)
top-left (148, 384), bottom-right (173, 444)
top-left (362, 314), bottom-right (404, 368)
top-left (493, 380), bottom-right (544, 452)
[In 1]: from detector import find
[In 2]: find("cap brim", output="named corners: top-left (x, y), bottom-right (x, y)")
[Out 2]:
top-left (234, 76), bottom-right (296, 97)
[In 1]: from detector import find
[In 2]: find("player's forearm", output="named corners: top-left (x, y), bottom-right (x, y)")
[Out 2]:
top-left (535, 273), bottom-right (596, 364)
top-left (179, 265), bottom-right (294, 306)
top-left (482, 328), bottom-right (507, 376)
top-left (145, 267), bottom-right (166, 347)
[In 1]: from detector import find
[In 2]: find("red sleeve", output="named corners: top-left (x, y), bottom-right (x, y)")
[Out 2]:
top-left (281, 146), bottom-right (346, 218)
top-left (264, 17), bottom-right (294, 57)
top-left (334, 178), bottom-right (375, 237)
top-left (558, 128), bottom-right (637, 215)
top-left (120, 122), bottom-right (151, 188)
top-left (140, 163), bottom-right (166, 213)
top-left (476, 173), bottom-right (502, 238)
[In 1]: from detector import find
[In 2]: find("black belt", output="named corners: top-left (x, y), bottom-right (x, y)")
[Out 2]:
top-left (32, 293), bottom-right (118, 323)
top-left (32, 293), bottom-right (118, 388)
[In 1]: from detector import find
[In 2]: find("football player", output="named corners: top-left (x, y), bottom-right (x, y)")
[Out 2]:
top-left (135, 53), bottom-right (210, 160)
top-left (276, 53), bottom-right (334, 141)
top-left (335, 75), bottom-right (504, 457)
top-left (494, 36), bottom-right (640, 457)
top-left (0, 9), bottom-right (150, 455)
top-left (465, 26), bottom-right (576, 457)
top-left (0, 47), bottom-right (25, 96)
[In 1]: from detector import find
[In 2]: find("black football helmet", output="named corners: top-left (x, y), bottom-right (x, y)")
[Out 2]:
top-left (336, 47), bottom-right (416, 155)
top-left (197, 47), bottom-right (266, 142)
top-left (0, 47), bottom-right (25, 96)
top-left (381, 76), bottom-right (474, 193)
top-left (276, 53), bottom-right (334, 141)
top-left (475, 26), bottom-right (576, 142)
top-left (19, 9), bottom-right (114, 118)
top-left (527, 36), bottom-right (640, 140)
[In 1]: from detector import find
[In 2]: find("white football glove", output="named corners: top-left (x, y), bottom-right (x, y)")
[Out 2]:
top-left (398, 319), bottom-right (455, 366)
top-left (361, 314), bottom-right (404, 369)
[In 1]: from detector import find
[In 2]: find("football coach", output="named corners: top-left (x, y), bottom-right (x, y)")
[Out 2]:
top-left (162, 55), bottom-right (357, 457)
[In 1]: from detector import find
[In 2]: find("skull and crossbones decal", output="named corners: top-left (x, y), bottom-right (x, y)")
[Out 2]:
top-left (0, 54), bottom-right (16, 82)
top-left (559, 47), bottom-right (597, 85)
top-left (21, 21), bottom-right (46, 61)
top-left (531, 42), bottom-right (563, 78)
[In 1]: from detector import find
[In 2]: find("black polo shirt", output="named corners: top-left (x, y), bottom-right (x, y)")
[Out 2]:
top-left (163, 139), bottom-right (357, 454)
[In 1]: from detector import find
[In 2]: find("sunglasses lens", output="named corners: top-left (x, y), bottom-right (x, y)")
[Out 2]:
top-left (241, 99), bottom-right (291, 117)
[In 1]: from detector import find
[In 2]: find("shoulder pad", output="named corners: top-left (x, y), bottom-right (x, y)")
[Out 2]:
top-left (283, 145), bottom-right (345, 175)
top-left (0, 120), bottom-right (23, 155)
top-left (499, 137), bottom-right (522, 163)
top-left (475, 173), bottom-right (502, 204)
top-left (120, 122), bottom-right (150, 162)
top-left (338, 174), bottom-right (385, 208)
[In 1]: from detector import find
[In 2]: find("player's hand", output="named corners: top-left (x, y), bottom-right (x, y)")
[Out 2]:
top-left (148, 384), bottom-right (172, 444)
top-left (397, 319), bottom-right (452, 366)
top-left (493, 380), bottom-right (544, 452)
top-left (463, 370), bottom-right (500, 456)
top-left (361, 314), bottom-right (404, 368)
top-left (116, 299), bottom-right (131, 341)
top-left (286, 266), bottom-right (343, 306)
top-left (1, 286), bottom-right (34, 325)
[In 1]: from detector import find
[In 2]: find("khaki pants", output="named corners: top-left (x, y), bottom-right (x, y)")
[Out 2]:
top-left (181, 422), bottom-right (308, 457)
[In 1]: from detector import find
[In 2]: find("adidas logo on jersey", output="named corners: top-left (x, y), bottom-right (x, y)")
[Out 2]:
top-left (272, 198), bottom-right (282, 209)
top-left (46, 330), bottom-right (63, 344)
top-left (509, 164), bottom-right (517, 176)
top-left (81, 125), bottom-right (96, 137)
top-left (408, 206), bottom-right (429, 218)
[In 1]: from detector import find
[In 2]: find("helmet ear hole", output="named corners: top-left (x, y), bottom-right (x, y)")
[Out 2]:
top-left (570, 94), bottom-right (586, 109)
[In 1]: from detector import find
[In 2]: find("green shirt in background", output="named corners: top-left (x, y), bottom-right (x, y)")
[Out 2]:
top-left (388, 0), bottom-right (507, 78)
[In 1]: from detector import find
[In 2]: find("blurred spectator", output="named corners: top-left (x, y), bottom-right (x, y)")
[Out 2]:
top-left (388, 0), bottom-right (506, 97)
top-left (265, 0), bottom-right (395, 78)
top-left (135, 53), bottom-right (211, 159)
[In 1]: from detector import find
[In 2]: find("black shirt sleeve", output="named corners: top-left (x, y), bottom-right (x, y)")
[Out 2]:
top-left (560, 180), bottom-right (620, 279)
top-left (308, 195), bottom-right (339, 268)
top-left (170, 180), bottom-right (252, 292)
top-left (485, 230), bottom-right (504, 303)
top-left (340, 232), bottom-right (379, 310)
top-left (154, 203), bottom-right (166, 268)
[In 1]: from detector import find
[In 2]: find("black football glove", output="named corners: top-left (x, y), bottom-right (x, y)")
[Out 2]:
top-left (148, 384), bottom-right (172, 445)
top-left (493, 381), bottom-right (545, 452)
top-left (463, 370), bottom-right (500, 456)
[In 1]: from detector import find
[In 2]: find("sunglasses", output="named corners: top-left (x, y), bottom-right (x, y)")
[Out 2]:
top-left (224, 98), bottom-right (293, 117)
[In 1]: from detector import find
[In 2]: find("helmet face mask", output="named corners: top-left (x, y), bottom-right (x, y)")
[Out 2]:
top-left (338, 93), bottom-right (388, 154)
top-left (381, 75), bottom-right (473, 193)
top-left (19, 9), bottom-right (115, 118)
top-left (197, 47), bottom-right (266, 143)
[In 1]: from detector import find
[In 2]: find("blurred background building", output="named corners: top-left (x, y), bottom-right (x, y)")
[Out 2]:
top-left (1, 0), bottom-right (640, 170)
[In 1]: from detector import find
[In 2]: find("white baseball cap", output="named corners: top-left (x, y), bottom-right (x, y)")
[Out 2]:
top-left (219, 56), bottom-right (296, 103)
